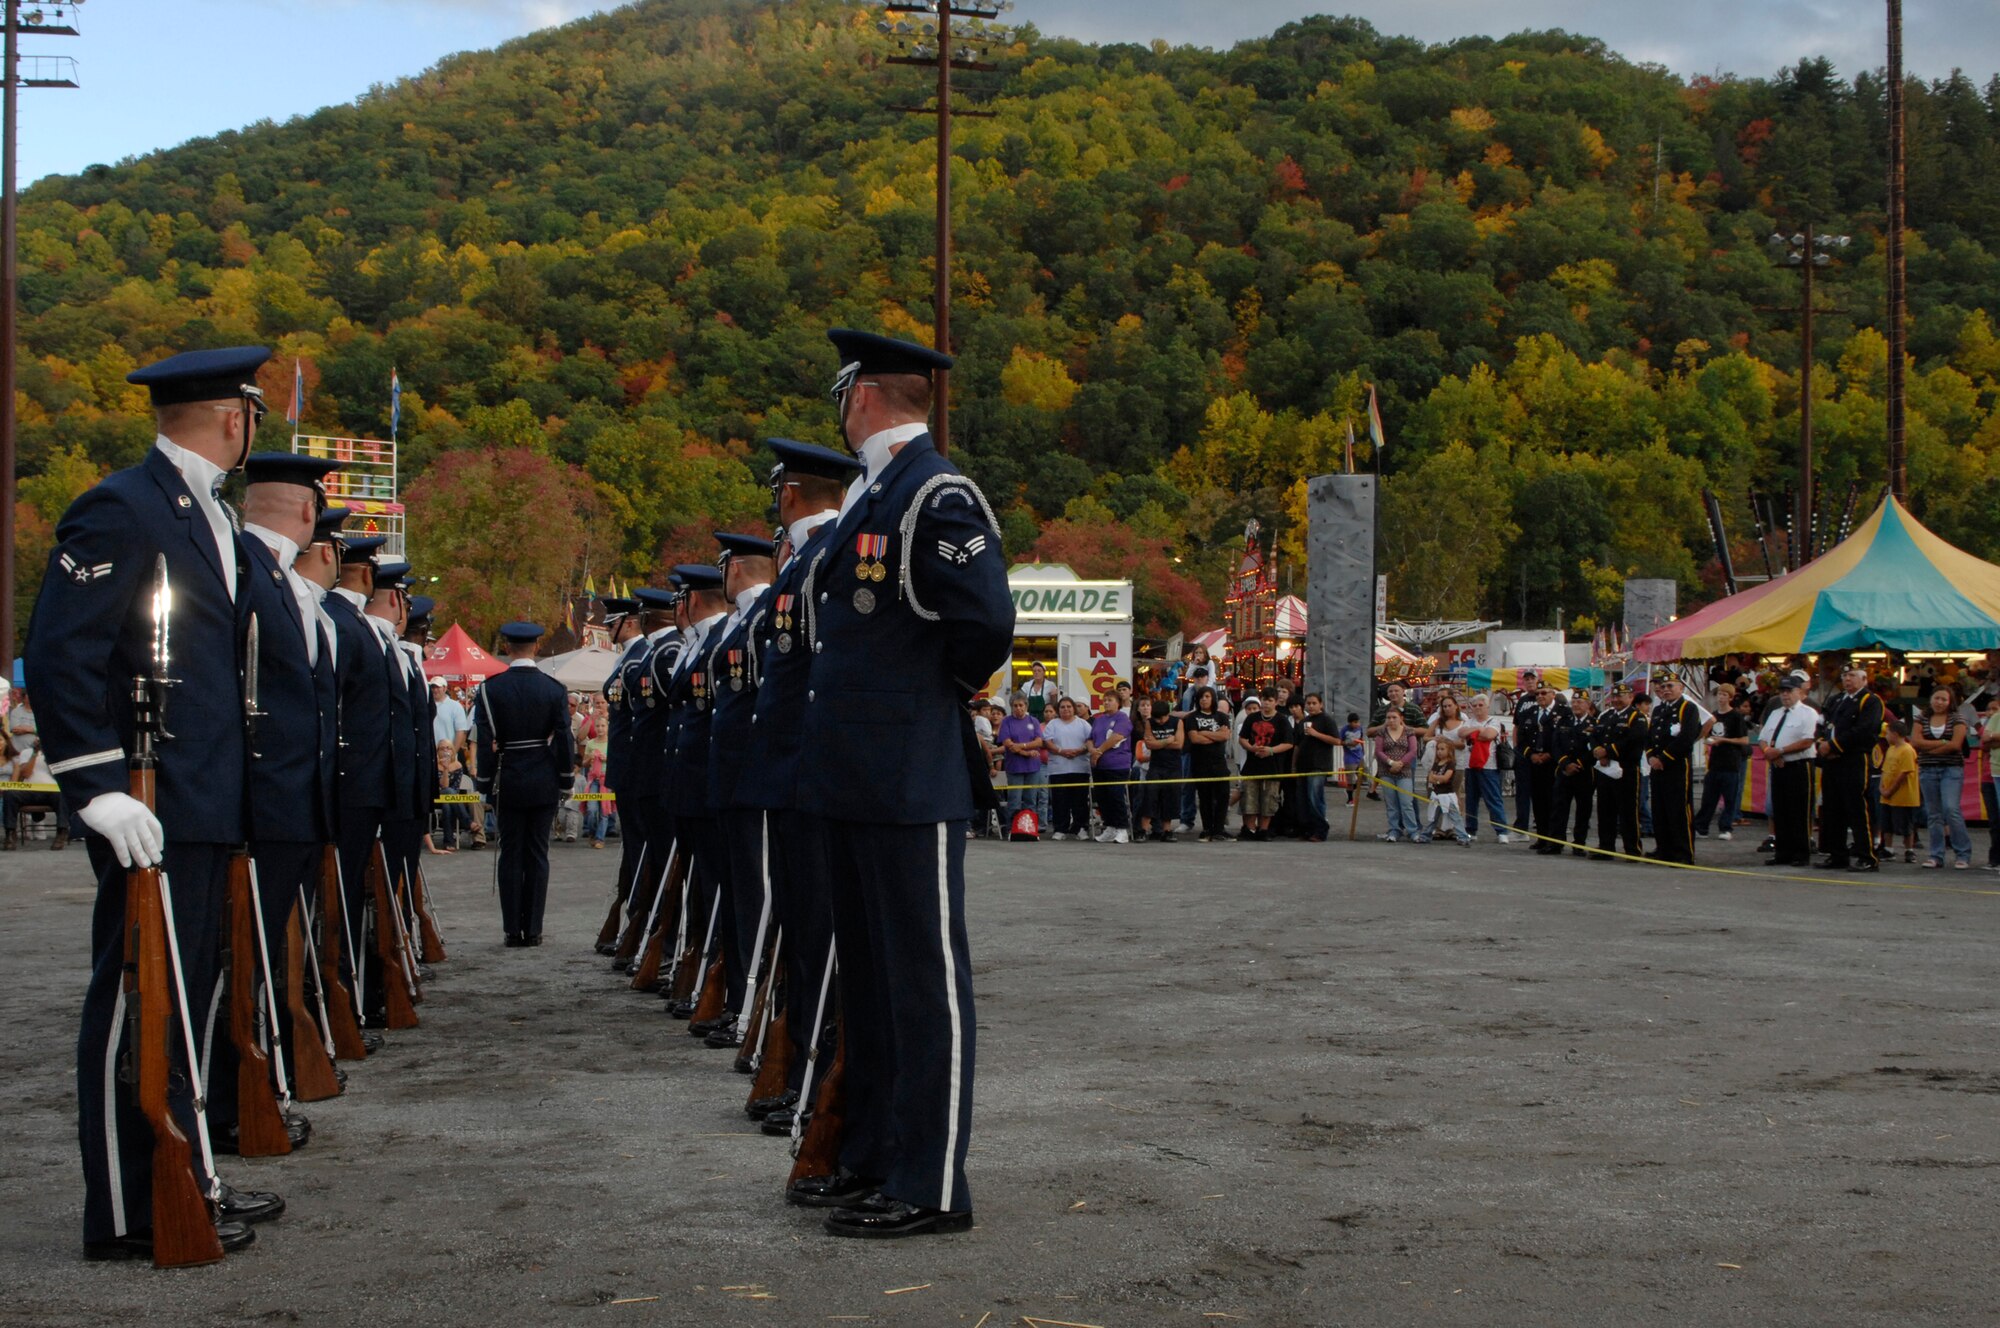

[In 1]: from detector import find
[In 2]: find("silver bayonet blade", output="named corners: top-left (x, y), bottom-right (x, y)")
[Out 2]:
top-left (245, 612), bottom-right (261, 714)
top-left (151, 553), bottom-right (172, 680)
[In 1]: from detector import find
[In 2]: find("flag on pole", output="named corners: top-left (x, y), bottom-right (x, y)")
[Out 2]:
top-left (287, 359), bottom-right (304, 426)
top-left (390, 369), bottom-right (402, 442)
top-left (583, 573), bottom-right (597, 598)
top-left (1365, 383), bottom-right (1386, 456)
top-left (565, 600), bottom-right (576, 634)
top-left (1343, 417), bottom-right (1357, 474)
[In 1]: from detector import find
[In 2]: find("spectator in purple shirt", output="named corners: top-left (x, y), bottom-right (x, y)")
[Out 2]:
top-left (1089, 689), bottom-right (1135, 844)
top-left (998, 695), bottom-right (1048, 838)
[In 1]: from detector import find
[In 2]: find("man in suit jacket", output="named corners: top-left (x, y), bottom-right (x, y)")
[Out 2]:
top-left (26, 346), bottom-right (283, 1260)
top-left (473, 622), bottom-right (574, 945)
top-left (792, 330), bottom-right (1015, 1238)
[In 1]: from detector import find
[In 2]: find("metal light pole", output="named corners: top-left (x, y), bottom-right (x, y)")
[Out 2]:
top-left (880, 0), bottom-right (1012, 457)
top-left (1885, 0), bottom-right (1908, 501)
top-left (1768, 224), bottom-right (1850, 566)
top-left (0, 0), bottom-right (82, 657)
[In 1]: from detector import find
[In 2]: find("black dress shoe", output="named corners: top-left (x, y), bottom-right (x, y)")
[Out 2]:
top-left (732, 1051), bottom-right (756, 1074)
top-left (786, 1167), bottom-right (882, 1208)
top-left (525, 935), bottom-right (543, 947)
top-left (747, 1090), bottom-right (799, 1121)
top-left (689, 1012), bottom-right (731, 1037)
top-left (360, 1031), bottom-right (385, 1052)
top-left (215, 1183), bottom-right (286, 1225)
top-left (1570, 847), bottom-right (1588, 857)
top-left (504, 933), bottom-right (527, 948)
top-left (761, 1106), bottom-right (803, 1136)
top-left (825, 1197), bottom-right (973, 1238)
top-left (667, 999), bottom-right (695, 1019)
top-left (595, 942), bottom-right (617, 957)
top-left (1847, 859), bottom-right (1880, 872)
top-left (1815, 857), bottom-right (1849, 870)
top-left (609, 956), bottom-right (632, 971)
top-left (85, 1221), bottom-right (255, 1261)
top-left (704, 1026), bottom-right (743, 1049)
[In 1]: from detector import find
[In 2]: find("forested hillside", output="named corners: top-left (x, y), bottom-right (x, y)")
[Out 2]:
top-left (19, 0), bottom-right (2000, 637)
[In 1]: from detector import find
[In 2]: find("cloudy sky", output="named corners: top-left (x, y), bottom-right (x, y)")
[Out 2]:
top-left (21, 0), bottom-right (1997, 184)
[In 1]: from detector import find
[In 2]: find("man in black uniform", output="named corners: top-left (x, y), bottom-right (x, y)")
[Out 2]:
top-left (474, 623), bottom-right (574, 945)
top-left (28, 346), bottom-right (284, 1259)
top-left (1551, 689), bottom-right (1595, 855)
top-left (1591, 682), bottom-right (1646, 859)
top-left (1815, 663), bottom-right (1884, 871)
top-left (1522, 684), bottom-right (1566, 854)
top-left (608, 586), bottom-right (681, 967)
top-left (1645, 674), bottom-right (1708, 864)
top-left (745, 439), bottom-right (862, 1133)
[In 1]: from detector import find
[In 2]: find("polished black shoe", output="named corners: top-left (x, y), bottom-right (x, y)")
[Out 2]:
top-left (216, 1113), bottom-right (312, 1155)
top-left (84, 1221), bottom-right (255, 1261)
top-left (1815, 856), bottom-right (1850, 871)
top-left (761, 1106), bottom-right (803, 1136)
top-left (825, 1198), bottom-right (973, 1238)
top-left (786, 1168), bottom-right (882, 1208)
top-left (595, 942), bottom-right (618, 957)
top-left (215, 1183), bottom-right (286, 1225)
top-left (504, 933), bottom-right (527, 948)
top-left (610, 956), bottom-right (632, 971)
top-left (667, 999), bottom-right (696, 1020)
top-left (524, 934), bottom-right (543, 947)
top-left (359, 1031), bottom-right (385, 1052)
top-left (1847, 859), bottom-right (1880, 872)
top-left (704, 1026), bottom-right (743, 1050)
top-left (732, 1051), bottom-right (757, 1074)
top-left (689, 1012), bottom-right (731, 1037)
top-left (1570, 847), bottom-right (1588, 857)
top-left (747, 1090), bottom-right (798, 1121)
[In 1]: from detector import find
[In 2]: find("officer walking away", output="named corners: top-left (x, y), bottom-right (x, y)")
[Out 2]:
top-left (1816, 662), bottom-right (1884, 871)
top-left (27, 346), bottom-right (284, 1260)
top-left (1757, 672), bottom-right (1820, 868)
top-left (474, 623), bottom-right (575, 945)
top-left (794, 330), bottom-right (1015, 1239)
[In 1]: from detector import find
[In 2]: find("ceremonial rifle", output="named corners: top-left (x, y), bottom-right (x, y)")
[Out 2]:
top-left (787, 1034), bottom-right (847, 1186)
top-left (729, 823), bottom-right (777, 1041)
top-left (123, 555), bottom-right (226, 1266)
top-left (413, 860), bottom-right (447, 963)
top-left (742, 929), bottom-right (791, 1099)
top-left (225, 615), bottom-right (293, 1156)
top-left (608, 839), bottom-right (656, 969)
top-left (786, 939), bottom-right (837, 1144)
top-left (629, 841), bottom-right (685, 993)
top-left (283, 899), bottom-right (344, 1100)
top-left (667, 861), bottom-right (719, 1015)
top-left (367, 841), bottom-right (421, 1028)
top-left (316, 846), bottom-right (370, 1059)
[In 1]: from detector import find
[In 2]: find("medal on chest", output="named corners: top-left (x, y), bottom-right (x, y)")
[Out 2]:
top-left (773, 593), bottom-right (795, 631)
top-left (853, 586), bottom-right (877, 615)
top-left (855, 533), bottom-right (889, 583)
top-left (692, 670), bottom-right (709, 711)
top-left (727, 649), bottom-right (745, 690)
top-left (640, 674), bottom-right (654, 708)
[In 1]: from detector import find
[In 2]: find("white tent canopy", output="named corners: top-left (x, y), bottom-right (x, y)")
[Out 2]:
top-left (539, 646), bottom-right (620, 693)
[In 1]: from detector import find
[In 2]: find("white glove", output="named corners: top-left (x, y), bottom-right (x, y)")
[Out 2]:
top-left (78, 792), bottom-right (164, 869)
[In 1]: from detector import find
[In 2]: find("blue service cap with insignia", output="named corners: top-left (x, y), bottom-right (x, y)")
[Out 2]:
top-left (374, 560), bottom-right (412, 589)
top-left (826, 328), bottom-right (953, 380)
top-left (600, 596), bottom-right (640, 620)
top-left (499, 621), bottom-right (545, 643)
top-left (767, 436), bottom-right (861, 483)
top-left (313, 506), bottom-right (350, 544)
top-left (127, 346), bottom-right (273, 407)
top-left (406, 595), bottom-right (436, 620)
top-left (336, 533), bottom-right (388, 563)
top-left (715, 531), bottom-right (778, 565)
top-left (243, 451), bottom-right (346, 488)
top-left (632, 586), bottom-right (678, 611)
top-left (672, 563), bottom-right (725, 592)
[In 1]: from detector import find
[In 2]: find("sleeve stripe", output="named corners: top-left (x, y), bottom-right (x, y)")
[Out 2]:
top-left (49, 748), bottom-right (125, 776)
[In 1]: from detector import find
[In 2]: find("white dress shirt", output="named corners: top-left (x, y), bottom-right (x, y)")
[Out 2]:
top-left (243, 522), bottom-right (322, 666)
top-left (838, 422), bottom-right (928, 517)
top-left (1759, 701), bottom-right (1821, 755)
top-left (154, 435), bottom-right (236, 600)
top-left (785, 509), bottom-right (839, 559)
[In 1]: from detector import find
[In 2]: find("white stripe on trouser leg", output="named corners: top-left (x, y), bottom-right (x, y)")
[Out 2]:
top-left (935, 822), bottom-right (964, 1213)
top-left (103, 988), bottom-right (127, 1236)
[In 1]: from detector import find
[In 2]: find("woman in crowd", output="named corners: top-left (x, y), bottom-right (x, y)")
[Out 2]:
top-left (1184, 686), bottom-right (1234, 843)
top-left (1370, 708), bottom-right (1422, 843)
top-left (435, 739), bottom-right (475, 851)
top-left (1135, 693), bottom-right (1183, 842)
top-left (998, 694), bottom-right (1048, 837)
top-left (578, 696), bottom-right (613, 849)
top-left (1087, 689), bottom-right (1135, 843)
top-left (1911, 686), bottom-right (1973, 869)
top-left (1042, 696), bottom-right (1095, 841)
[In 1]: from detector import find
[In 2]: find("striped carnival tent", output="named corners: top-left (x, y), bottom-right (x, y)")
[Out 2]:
top-left (1635, 496), bottom-right (2000, 661)
top-left (1462, 666), bottom-right (1604, 693)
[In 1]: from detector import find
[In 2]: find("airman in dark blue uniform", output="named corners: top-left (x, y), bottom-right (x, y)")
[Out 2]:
top-left (665, 564), bottom-right (733, 1033)
top-left (593, 596), bottom-right (645, 956)
top-left (607, 587), bottom-right (681, 968)
top-left (741, 439), bottom-right (860, 1133)
top-left (791, 331), bottom-right (1015, 1238)
top-left (27, 345), bottom-right (283, 1259)
top-left (473, 622), bottom-right (574, 946)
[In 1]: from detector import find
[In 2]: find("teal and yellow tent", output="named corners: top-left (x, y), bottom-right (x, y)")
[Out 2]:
top-left (1634, 496), bottom-right (2000, 661)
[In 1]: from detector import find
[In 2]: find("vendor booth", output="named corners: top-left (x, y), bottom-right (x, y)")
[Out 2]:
top-left (998, 564), bottom-right (1135, 705)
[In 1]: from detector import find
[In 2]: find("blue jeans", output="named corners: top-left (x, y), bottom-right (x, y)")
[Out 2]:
top-left (1381, 776), bottom-right (1420, 839)
top-left (580, 778), bottom-right (611, 841)
top-left (1693, 764), bottom-right (1743, 834)
top-left (1179, 750), bottom-right (1198, 828)
top-left (1920, 763), bottom-right (1972, 863)
top-left (1465, 768), bottom-right (1505, 836)
top-left (1007, 768), bottom-right (1048, 828)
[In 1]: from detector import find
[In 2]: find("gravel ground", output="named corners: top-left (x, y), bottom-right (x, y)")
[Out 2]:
top-left (2, 806), bottom-right (1997, 1327)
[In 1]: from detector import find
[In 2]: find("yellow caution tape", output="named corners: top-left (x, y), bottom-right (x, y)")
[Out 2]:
top-left (0, 781), bottom-right (59, 792)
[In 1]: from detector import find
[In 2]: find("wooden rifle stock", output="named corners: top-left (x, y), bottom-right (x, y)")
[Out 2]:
top-left (629, 850), bottom-right (686, 992)
top-left (787, 1029), bottom-right (847, 1186)
top-left (225, 854), bottom-right (291, 1156)
top-left (316, 846), bottom-right (369, 1060)
top-left (735, 929), bottom-right (783, 1073)
top-left (368, 846), bottom-right (420, 1029)
top-left (388, 859), bottom-right (425, 1004)
top-left (594, 884), bottom-right (625, 949)
top-left (609, 863), bottom-right (658, 967)
top-left (124, 767), bottom-right (225, 1267)
top-left (414, 868), bottom-right (447, 964)
top-left (284, 912), bottom-right (343, 1101)
top-left (746, 1007), bottom-right (793, 1109)
top-left (666, 872), bottom-right (712, 1009)
top-left (688, 954), bottom-right (728, 1027)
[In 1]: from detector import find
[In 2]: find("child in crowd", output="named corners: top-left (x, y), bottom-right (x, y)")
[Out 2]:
top-left (1878, 721), bottom-right (1919, 863)
top-left (1339, 712), bottom-right (1365, 805)
top-left (1425, 737), bottom-right (1471, 845)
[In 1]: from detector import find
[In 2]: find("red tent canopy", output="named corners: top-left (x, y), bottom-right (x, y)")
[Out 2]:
top-left (424, 623), bottom-right (505, 681)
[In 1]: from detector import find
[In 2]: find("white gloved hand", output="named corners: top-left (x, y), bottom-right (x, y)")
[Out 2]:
top-left (77, 792), bottom-right (164, 869)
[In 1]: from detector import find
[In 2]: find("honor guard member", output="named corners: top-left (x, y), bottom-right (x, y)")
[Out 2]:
top-left (742, 439), bottom-right (860, 1133)
top-left (1814, 662), bottom-right (1884, 871)
top-left (322, 532), bottom-right (396, 1042)
top-left (27, 345), bottom-right (284, 1259)
top-left (208, 452), bottom-right (345, 1155)
top-left (1644, 674), bottom-right (1709, 864)
top-left (362, 561), bottom-right (421, 1006)
top-left (664, 563), bottom-right (734, 1034)
top-left (1522, 684), bottom-right (1566, 853)
top-left (1590, 682), bottom-right (1646, 859)
top-left (402, 595), bottom-right (445, 944)
top-left (593, 595), bottom-right (645, 955)
top-left (1552, 689), bottom-right (1596, 855)
top-left (1758, 672), bottom-right (1821, 867)
top-left (707, 531), bottom-right (778, 1046)
top-left (610, 586), bottom-right (682, 966)
top-left (473, 623), bottom-right (574, 945)
top-left (792, 329), bottom-right (1015, 1238)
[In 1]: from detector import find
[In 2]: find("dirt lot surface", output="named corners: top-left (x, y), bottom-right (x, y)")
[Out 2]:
top-left (3, 810), bottom-right (1998, 1327)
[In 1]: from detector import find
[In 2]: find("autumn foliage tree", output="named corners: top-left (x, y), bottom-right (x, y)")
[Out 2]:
top-left (1032, 506), bottom-right (1213, 637)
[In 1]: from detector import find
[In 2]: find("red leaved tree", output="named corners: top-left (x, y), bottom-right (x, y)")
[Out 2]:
top-left (1032, 516), bottom-right (1213, 637)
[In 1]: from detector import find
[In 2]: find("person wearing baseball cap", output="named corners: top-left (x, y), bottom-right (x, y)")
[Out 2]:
top-left (1757, 671), bottom-right (1822, 867)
